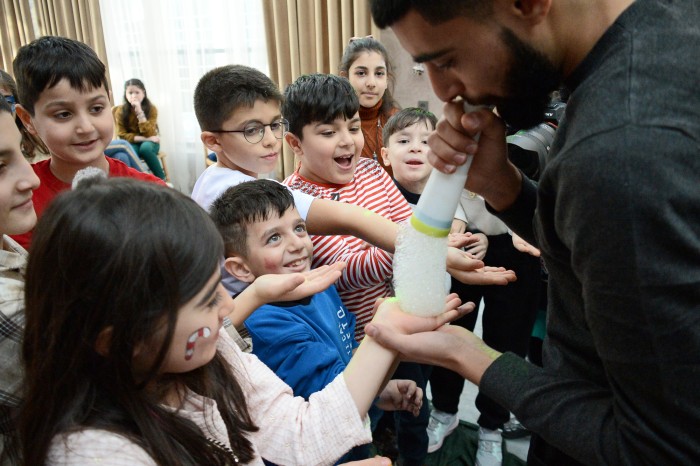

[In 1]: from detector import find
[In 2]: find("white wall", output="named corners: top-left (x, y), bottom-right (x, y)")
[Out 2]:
top-left (379, 28), bottom-right (444, 119)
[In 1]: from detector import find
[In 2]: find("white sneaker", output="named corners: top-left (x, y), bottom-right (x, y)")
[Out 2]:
top-left (475, 427), bottom-right (503, 466)
top-left (426, 409), bottom-right (459, 453)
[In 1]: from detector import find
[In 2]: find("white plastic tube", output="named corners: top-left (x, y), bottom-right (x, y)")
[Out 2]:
top-left (394, 154), bottom-right (474, 316)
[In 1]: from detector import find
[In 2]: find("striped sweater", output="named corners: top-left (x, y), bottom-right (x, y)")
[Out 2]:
top-left (284, 158), bottom-right (412, 341)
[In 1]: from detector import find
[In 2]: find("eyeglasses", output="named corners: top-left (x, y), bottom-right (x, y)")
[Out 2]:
top-left (209, 119), bottom-right (289, 144)
top-left (2, 95), bottom-right (16, 113)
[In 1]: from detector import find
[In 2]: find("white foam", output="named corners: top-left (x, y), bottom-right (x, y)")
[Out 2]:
top-left (393, 222), bottom-right (448, 316)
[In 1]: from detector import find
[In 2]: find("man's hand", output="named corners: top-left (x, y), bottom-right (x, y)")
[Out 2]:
top-left (365, 319), bottom-right (501, 385)
top-left (429, 103), bottom-right (522, 211)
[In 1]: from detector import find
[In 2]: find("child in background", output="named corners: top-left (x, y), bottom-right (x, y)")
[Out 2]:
top-left (211, 179), bottom-right (426, 462)
top-left (378, 107), bottom-right (487, 464)
top-left (18, 176), bottom-right (467, 465)
top-left (339, 36), bottom-right (399, 175)
top-left (0, 96), bottom-right (40, 465)
top-left (0, 69), bottom-right (49, 163)
top-left (380, 107), bottom-right (489, 259)
top-left (11, 36), bottom-right (165, 250)
top-left (113, 78), bottom-right (166, 180)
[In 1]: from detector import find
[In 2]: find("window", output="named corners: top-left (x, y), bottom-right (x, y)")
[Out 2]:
top-left (100, 0), bottom-right (268, 191)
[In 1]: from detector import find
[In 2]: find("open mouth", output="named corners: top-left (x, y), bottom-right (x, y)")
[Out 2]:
top-left (333, 154), bottom-right (354, 169)
top-left (285, 257), bottom-right (308, 271)
top-left (406, 159), bottom-right (424, 166)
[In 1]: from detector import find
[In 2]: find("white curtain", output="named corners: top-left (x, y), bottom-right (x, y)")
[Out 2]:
top-left (99, 0), bottom-right (269, 193)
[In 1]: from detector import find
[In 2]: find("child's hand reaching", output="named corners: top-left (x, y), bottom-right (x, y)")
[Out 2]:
top-left (511, 232), bottom-right (541, 257)
top-left (371, 293), bottom-right (473, 336)
top-left (463, 232), bottom-right (488, 260)
top-left (446, 246), bottom-right (516, 285)
top-left (230, 263), bottom-right (347, 328)
top-left (447, 231), bottom-right (476, 249)
top-left (250, 262), bottom-right (346, 304)
top-left (376, 379), bottom-right (423, 416)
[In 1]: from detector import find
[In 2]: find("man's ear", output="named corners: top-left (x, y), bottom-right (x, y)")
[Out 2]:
top-left (224, 256), bottom-right (256, 283)
top-left (284, 132), bottom-right (304, 157)
top-left (201, 131), bottom-right (224, 154)
top-left (380, 147), bottom-right (391, 167)
top-left (95, 326), bottom-right (113, 357)
top-left (15, 104), bottom-right (37, 135)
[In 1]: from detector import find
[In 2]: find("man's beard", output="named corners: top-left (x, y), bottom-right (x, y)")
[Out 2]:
top-left (495, 27), bottom-right (562, 130)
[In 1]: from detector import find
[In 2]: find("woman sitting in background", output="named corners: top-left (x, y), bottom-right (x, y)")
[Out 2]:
top-left (113, 78), bottom-right (166, 180)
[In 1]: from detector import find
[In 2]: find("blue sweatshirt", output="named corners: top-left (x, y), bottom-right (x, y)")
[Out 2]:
top-left (246, 285), bottom-right (358, 399)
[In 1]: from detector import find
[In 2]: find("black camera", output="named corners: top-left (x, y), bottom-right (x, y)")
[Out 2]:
top-left (506, 97), bottom-right (566, 181)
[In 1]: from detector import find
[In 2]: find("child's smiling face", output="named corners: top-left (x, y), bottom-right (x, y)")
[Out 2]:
top-left (381, 120), bottom-right (435, 189)
top-left (137, 270), bottom-right (233, 375)
top-left (19, 78), bottom-right (114, 170)
top-left (292, 113), bottom-right (365, 186)
top-left (0, 112), bottom-right (39, 239)
top-left (205, 99), bottom-right (284, 177)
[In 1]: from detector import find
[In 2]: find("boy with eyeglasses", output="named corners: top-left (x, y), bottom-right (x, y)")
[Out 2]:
top-left (192, 65), bottom-right (513, 300)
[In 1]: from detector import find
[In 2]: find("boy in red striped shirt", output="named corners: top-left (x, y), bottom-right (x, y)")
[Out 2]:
top-left (282, 74), bottom-right (411, 342)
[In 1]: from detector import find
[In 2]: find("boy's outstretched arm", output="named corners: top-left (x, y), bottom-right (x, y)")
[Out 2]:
top-left (305, 199), bottom-right (398, 253)
top-left (306, 198), bottom-right (516, 285)
top-left (228, 263), bottom-right (345, 327)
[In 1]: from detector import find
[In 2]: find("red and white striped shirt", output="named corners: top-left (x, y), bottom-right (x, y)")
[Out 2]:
top-left (284, 158), bottom-right (412, 341)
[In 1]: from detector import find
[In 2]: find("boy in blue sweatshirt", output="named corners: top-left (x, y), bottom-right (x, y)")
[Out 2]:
top-left (209, 179), bottom-right (423, 462)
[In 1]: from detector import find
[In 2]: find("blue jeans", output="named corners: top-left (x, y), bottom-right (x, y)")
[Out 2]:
top-left (104, 139), bottom-right (142, 171)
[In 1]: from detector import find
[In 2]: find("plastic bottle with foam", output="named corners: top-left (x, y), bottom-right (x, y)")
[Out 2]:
top-left (393, 137), bottom-right (475, 316)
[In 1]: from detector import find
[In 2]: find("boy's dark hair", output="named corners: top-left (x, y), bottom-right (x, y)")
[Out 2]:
top-left (282, 73), bottom-right (359, 140)
top-left (194, 65), bottom-right (283, 131)
top-left (383, 107), bottom-right (438, 145)
top-left (12, 36), bottom-right (109, 115)
top-left (369, 0), bottom-right (491, 28)
top-left (210, 179), bottom-right (296, 258)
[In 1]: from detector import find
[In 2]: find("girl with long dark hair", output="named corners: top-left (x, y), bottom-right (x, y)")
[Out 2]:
top-left (19, 176), bottom-right (465, 465)
top-left (339, 37), bottom-right (400, 176)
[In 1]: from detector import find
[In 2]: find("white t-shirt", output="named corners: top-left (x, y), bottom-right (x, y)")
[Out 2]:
top-left (191, 165), bottom-right (315, 295)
